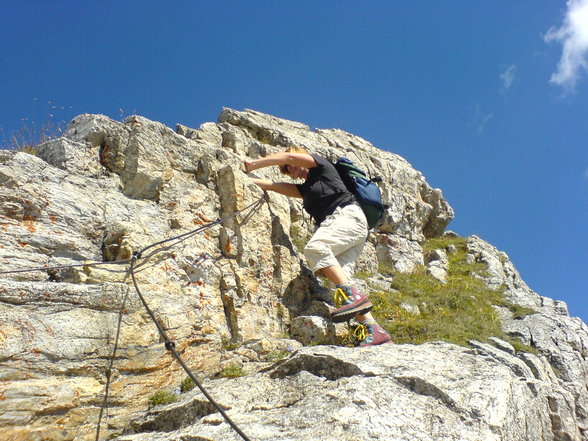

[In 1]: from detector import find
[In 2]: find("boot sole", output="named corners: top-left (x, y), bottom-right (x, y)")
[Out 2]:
top-left (359, 338), bottom-right (393, 347)
top-left (331, 301), bottom-right (373, 323)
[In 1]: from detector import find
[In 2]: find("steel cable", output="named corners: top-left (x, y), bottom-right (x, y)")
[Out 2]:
top-left (91, 194), bottom-right (265, 441)
top-left (0, 193), bottom-right (266, 441)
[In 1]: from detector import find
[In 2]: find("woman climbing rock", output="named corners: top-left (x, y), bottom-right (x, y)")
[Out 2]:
top-left (244, 146), bottom-right (392, 346)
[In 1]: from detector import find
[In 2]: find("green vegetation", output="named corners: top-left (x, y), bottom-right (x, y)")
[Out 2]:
top-left (221, 337), bottom-right (241, 351)
top-left (377, 261), bottom-right (396, 276)
top-left (290, 224), bottom-right (312, 253)
top-left (148, 389), bottom-right (177, 407)
top-left (180, 376), bottom-right (196, 393)
top-left (495, 300), bottom-right (538, 320)
top-left (265, 349), bottom-right (290, 362)
top-left (354, 269), bottom-right (375, 281)
top-left (218, 363), bottom-right (246, 378)
top-left (370, 236), bottom-right (538, 353)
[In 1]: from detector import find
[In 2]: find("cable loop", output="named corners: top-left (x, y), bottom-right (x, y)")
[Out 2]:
top-left (1, 182), bottom-right (266, 441)
top-left (94, 195), bottom-right (263, 441)
top-left (0, 194), bottom-right (264, 441)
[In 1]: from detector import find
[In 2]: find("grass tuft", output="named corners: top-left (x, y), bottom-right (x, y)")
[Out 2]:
top-left (179, 377), bottom-right (196, 393)
top-left (1, 104), bottom-right (69, 151)
top-left (290, 224), bottom-right (312, 253)
top-left (148, 389), bottom-right (177, 407)
top-left (265, 349), bottom-right (290, 362)
top-left (218, 364), bottom-right (246, 378)
top-left (494, 300), bottom-right (538, 320)
top-left (371, 236), bottom-right (538, 353)
top-left (221, 337), bottom-right (241, 351)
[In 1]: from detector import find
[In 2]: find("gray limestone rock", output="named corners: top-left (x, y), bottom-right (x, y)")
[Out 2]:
top-left (0, 109), bottom-right (586, 441)
top-left (425, 248), bottom-right (449, 283)
top-left (115, 344), bottom-right (579, 441)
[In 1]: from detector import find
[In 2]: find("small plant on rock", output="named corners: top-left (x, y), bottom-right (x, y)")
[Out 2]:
top-left (290, 224), bottom-right (312, 253)
top-left (218, 364), bottom-right (246, 378)
top-left (179, 376), bottom-right (196, 393)
top-left (495, 300), bottom-right (538, 320)
top-left (265, 349), bottom-right (290, 362)
top-left (148, 389), bottom-right (177, 407)
top-left (221, 337), bottom-right (241, 351)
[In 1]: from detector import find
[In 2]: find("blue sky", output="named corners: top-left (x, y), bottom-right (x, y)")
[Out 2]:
top-left (1, 1), bottom-right (587, 321)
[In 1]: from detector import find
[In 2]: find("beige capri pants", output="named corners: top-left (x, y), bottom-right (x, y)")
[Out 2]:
top-left (303, 203), bottom-right (368, 279)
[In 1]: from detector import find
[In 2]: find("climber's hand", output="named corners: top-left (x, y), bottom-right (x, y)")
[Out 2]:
top-left (244, 160), bottom-right (254, 173)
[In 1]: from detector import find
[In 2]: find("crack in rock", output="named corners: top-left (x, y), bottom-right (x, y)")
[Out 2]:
top-left (394, 376), bottom-right (464, 415)
top-left (128, 398), bottom-right (220, 433)
top-left (268, 352), bottom-right (370, 380)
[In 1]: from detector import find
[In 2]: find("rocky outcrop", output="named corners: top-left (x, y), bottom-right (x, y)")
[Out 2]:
top-left (0, 109), bottom-right (586, 441)
top-left (116, 343), bottom-right (571, 441)
top-left (467, 235), bottom-right (588, 440)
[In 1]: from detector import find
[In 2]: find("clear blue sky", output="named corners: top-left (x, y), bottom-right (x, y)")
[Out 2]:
top-left (1, 1), bottom-right (587, 321)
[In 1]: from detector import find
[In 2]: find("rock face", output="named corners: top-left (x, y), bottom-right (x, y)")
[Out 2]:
top-left (0, 109), bottom-right (586, 441)
top-left (115, 343), bottom-right (572, 441)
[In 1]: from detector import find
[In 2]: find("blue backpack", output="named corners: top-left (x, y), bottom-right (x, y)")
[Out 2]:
top-left (333, 157), bottom-right (387, 229)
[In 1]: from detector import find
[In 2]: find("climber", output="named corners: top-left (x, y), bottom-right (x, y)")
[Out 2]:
top-left (244, 146), bottom-right (392, 346)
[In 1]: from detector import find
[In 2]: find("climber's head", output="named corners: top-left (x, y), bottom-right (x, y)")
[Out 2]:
top-left (279, 146), bottom-right (310, 179)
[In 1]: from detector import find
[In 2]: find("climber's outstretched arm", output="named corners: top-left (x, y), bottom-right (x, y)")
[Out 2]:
top-left (244, 152), bottom-right (316, 172)
top-left (249, 178), bottom-right (302, 198)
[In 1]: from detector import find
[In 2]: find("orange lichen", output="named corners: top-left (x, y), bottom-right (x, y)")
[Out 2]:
top-left (193, 213), bottom-right (212, 225)
top-left (22, 215), bottom-right (37, 233)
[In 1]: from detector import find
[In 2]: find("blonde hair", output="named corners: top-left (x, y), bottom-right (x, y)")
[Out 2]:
top-left (279, 146), bottom-right (309, 174)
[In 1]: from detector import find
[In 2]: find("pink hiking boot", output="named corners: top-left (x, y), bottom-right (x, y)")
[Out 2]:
top-left (358, 322), bottom-right (393, 347)
top-left (330, 284), bottom-right (373, 323)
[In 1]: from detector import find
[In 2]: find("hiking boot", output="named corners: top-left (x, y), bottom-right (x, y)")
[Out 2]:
top-left (330, 284), bottom-right (373, 323)
top-left (358, 322), bottom-right (393, 347)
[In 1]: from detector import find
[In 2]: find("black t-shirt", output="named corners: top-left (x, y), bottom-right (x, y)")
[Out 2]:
top-left (296, 154), bottom-right (355, 225)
